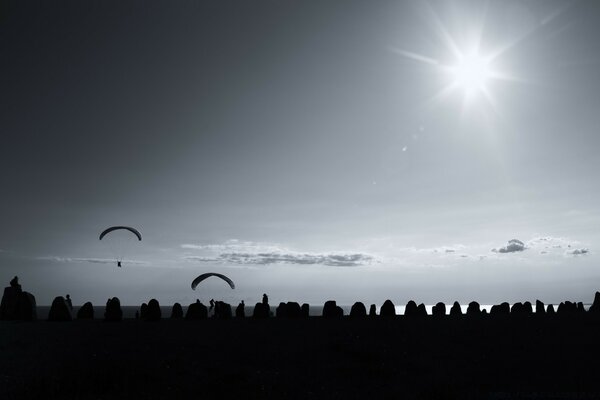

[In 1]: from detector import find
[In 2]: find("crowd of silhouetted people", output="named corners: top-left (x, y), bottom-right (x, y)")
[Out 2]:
top-left (2, 276), bottom-right (600, 322)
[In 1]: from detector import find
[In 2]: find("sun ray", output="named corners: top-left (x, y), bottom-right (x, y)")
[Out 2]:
top-left (480, 85), bottom-right (498, 115)
top-left (391, 0), bottom-right (575, 116)
top-left (486, 2), bottom-right (574, 64)
top-left (421, 82), bottom-right (460, 111)
top-left (389, 47), bottom-right (440, 66)
top-left (422, 1), bottom-right (463, 60)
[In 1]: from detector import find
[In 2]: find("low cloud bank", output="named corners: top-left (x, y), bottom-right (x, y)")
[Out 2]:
top-left (182, 240), bottom-right (374, 267)
top-left (490, 237), bottom-right (591, 257)
top-left (186, 252), bottom-right (373, 267)
top-left (38, 256), bottom-right (148, 265)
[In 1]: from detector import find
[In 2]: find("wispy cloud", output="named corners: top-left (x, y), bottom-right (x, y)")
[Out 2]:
top-left (569, 248), bottom-right (589, 255)
top-left (488, 237), bottom-right (590, 257)
top-left (181, 240), bottom-right (375, 267)
top-left (361, 235), bottom-right (590, 266)
top-left (181, 240), bottom-right (282, 254)
top-left (185, 252), bottom-right (373, 267)
top-left (38, 256), bottom-right (149, 265)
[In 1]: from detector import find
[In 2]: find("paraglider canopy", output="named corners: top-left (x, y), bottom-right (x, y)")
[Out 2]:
top-left (99, 226), bottom-right (142, 241)
top-left (191, 273), bottom-right (235, 290)
top-left (99, 226), bottom-right (142, 267)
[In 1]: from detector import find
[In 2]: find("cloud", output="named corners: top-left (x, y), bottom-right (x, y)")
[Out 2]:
top-left (186, 252), bottom-right (373, 267)
top-left (569, 248), bottom-right (589, 255)
top-left (487, 237), bottom-right (592, 258)
top-left (181, 240), bottom-right (282, 254)
top-left (492, 239), bottom-right (525, 253)
top-left (183, 236), bottom-right (590, 268)
top-left (182, 240), bottom-right (375, 267)
top-left (526, 237), bottom-right (591, 257)
top-left (38, 256), bottom-right (149, 265)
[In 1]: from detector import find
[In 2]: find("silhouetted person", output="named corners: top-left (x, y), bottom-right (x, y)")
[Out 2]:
top-left (590, 292), bottom-right (600, 314)
top-left (274, 302), bottom-right (301, 318)
top-left (404, 300), bottom-right (418, 317)
top-left (369, 304), bottom-right (377, 316)
top-left (1, 276), bottom-right (36, 321)
top-left (140, 302), bottom-right (148, 319)
top-left (350, 302), bottom-right (367, 317)
top-left (557, 301), bottom-right (578, 315)
top-left (467, 301), bottom-right (481, 316)
top-left (214, 301), bottom-right (232, 319)
top-left (209, 299), bottom-right (215, 312)
top-left (117, 261), bottom-right (121, 267)
top-left (262, 293), bottom-right (269, 305)
top-left (65, 294), bottom-right (73, 311)
top-left (10, 276), bottom-right (20, 289)
top-left (186, 300), bottom-right (208, 320)
top-left (432, 302), bottom-right (446, 317)
top-left (450, 301), bottom-right (462, 316)
top-left (252, 302), bottom-right (270, 318)
top-left (490, 302), bottom-right (510, 316)
top-left (171, 303), bottom-right (183, 319)
top-left (145, 299), bottom-right (161, 321)
top-left (286, 302), bottom-right (301, 318)
top-left (301, 303), bottom-right (310, 318)
top-left (276, 302), bottom-right (287, 318)
top-left (48, 296), bottom-right (72, 321)
top-left (322, 300), bottom-right (343, 318)
top-left (511, 302), bottom-right (523, 316)
top-left (104, 297), bottom-right (123, 321)
top-left (380, 300), bottom-right (396, 317)
top-left (536, 300), bottom-right (545, 315)
top-left (235, 300), bottom-right (245, 318)
top-left (77, 301), bottom-right (94, 319)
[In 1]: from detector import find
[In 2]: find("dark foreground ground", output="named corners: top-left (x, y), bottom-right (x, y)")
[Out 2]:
top-left (2, 316), bottom-right (600, 400)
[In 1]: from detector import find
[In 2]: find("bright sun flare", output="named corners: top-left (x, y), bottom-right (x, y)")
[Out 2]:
top-left (449, 52), bottom-right (491, 94)
top-left (390, 3), bottom-right (528, 114)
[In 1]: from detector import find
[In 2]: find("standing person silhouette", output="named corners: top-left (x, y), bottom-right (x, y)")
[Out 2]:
top-left (65, 294), bottom-right (73, 311)
top-left (235, 300), bottom-right (245, 318)
top-left (10, 276), bottom-right (21, 291)
top-left (262, 293), bottom-right (268, 305)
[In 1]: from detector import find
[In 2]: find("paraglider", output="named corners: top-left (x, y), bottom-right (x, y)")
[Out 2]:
top-left (99, 226), bottom-right (142, 241)
top-left (99, 226), bottom-right (142, 267)
top-left (191, 273), bottom-right (235, 290)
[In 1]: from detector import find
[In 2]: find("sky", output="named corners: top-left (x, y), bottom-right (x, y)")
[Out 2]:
top-left (2, 0), bottom-right (600, 307)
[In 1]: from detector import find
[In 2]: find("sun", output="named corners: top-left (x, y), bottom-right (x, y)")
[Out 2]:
top-left (392, 42), bottom-right (507, 112)
top-left (389, 3), bottom-right (528, 114)
top-left (448, 52), bottom-right (491, 95)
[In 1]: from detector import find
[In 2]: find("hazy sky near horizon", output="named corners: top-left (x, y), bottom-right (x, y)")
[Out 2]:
top-left (2, 0), bottom-right (600, 306)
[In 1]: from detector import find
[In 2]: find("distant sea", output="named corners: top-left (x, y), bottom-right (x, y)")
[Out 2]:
top-left (35, 304), bottom-right (591, 320)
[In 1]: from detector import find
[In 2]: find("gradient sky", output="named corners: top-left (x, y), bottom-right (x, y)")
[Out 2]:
top-left (2, 0), bottom-right (599, 307)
